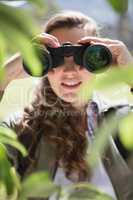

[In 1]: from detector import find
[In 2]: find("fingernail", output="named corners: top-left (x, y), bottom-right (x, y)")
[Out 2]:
top-left (54, 42), bottom-right (60, 47)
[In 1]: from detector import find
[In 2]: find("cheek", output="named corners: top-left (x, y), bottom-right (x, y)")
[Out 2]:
top-left (80, 68), bottom-right (94, 81)
top-left (47, 69), bottom-right (62, 90)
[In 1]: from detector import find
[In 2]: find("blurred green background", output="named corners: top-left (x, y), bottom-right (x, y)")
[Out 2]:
top-left (0, 0), bottom-right (133, 119)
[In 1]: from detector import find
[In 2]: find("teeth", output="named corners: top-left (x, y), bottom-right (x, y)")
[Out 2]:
top-left (63, 81), bottom-right (80, 86)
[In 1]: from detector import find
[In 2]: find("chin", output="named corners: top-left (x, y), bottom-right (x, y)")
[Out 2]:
top-left (60, 93), bottom-right (78, 104)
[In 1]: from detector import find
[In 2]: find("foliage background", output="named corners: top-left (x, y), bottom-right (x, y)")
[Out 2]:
top-left (1, 0), bottom-right (133, 119)
top-left (0, 0), bottom-right (133, 199)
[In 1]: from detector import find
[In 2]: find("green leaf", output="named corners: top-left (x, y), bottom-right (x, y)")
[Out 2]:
top-left (16, 35), bottom-right (44, 77)
top-left (0, 2), bottom-right (44, 76)
top-left (19, 172), bottom-right (59, 200)
top-left (107, 0), bottom-right (128, 14)
top-left (78, 66), bottom-right (133, 104)
top-left (0, 126), bottom-right (17, 140)
top-left (0, 168), bottom-right (20, 200)
top-left (87, 114), bottom-right (119, 168)
top-left (0, 126), bottom-right (27, 156)
top-left (10, 167), bottom-right (21, 192)
top-left (0, 32), bottom-right (6, 65)
top-left (27, 0), bottom-right (47, 9)
top-left (118, 113), bottom-right (133, 150)
top-left (0, 143), bottom-right (14, 195)
top-left (27, 0), bottom-right (48, 16)
top-left (0, 135), bottom-right (27, 157)
top-left (7, 187), bottom-right (18, 200)
top-left (0, 20), bottom-right (43, 77)
top-left (0, 3), bottom-right (38, 38)
top-left (0, 181), bottom-right (7, 200)
top-left (0, 32), bottom-right (6, 81)
top-left (60, 183), bottom-right (114, 200)
top-left (0, 178), bottom-right (19, 200)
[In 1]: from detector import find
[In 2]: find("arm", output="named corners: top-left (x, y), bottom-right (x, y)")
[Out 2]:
top-left (0, 53), bottom-right (29, 101)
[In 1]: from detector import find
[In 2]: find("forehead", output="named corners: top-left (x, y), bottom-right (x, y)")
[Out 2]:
top-left (50, 27), bottom-right (93, 44)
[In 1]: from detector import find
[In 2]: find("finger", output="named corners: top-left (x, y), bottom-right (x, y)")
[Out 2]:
top-left (34, 33), bottom-right (60, 47)
top-left (106, 44), bottom-right (123, 64)
top-left (89, 41), bottom-right (109, 47)
top-left (41, 33), bottom-right (60, 44)
top-left (83, 41), bottom-right (121, 58)
top-left (78, 36), bottom-right (122, 45)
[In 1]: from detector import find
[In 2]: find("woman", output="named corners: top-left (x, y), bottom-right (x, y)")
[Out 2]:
top-left (3, 11), bottom-right (133, 200)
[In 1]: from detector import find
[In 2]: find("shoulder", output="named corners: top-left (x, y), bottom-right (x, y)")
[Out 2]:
top-left (102, 104), bottom-right (133, 118)
top-left (87, 100), bottom-right (133, 162)
top-left (101, 104), bottom-right (133, 162)
top-left (92, 90), bottom-right (133, 114)
top-left (0, 111), bottom-right (24, 128)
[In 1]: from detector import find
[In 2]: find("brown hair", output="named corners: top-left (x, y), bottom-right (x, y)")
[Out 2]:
top-left (44, 10), bottom-right (99, 36)
top-left (12, 11), bottom-right (99, 181)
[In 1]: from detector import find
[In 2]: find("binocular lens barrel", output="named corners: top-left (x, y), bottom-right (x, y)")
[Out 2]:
top-left (23, 44), bottom-right (112, 77)
top-left (83, 45), bottom-right (112, 73)
top-left (23, 47), bottom-right (52, 77)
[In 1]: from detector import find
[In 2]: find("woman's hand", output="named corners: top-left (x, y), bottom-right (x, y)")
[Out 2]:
top-left (78, 37), bottom-right (133, 66)
top-left (34, 32), bottom-right (60, 48)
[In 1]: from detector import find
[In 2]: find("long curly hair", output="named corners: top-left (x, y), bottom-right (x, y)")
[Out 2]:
top-left (12, 11), bottom-right (99, 181)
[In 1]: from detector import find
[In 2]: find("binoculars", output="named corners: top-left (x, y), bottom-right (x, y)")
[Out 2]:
top-left (23, 42), bottom-right (112, 77)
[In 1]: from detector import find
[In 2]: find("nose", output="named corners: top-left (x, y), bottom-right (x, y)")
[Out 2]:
top-left (63, 56), bottom-right (80, 72)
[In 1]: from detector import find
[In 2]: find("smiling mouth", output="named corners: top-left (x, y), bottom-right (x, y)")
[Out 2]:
top-left (61, 81), bottom-right (82, 89)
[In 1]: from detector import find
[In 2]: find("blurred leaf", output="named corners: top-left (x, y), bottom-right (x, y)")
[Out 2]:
top-left (0, 20), bottom-right (43, 76)
top-left (0, 135), bottom-right (27, 157)
top-left (119, 113), bottom-right (133, 150)
top-left (107, 0), bottom-right (128, 14)
top-left (0, 33), bottom-right (5, 81)
top-left (79, 66), bottom-right (133, 104)
top-left (5, 167), bottom-right (21, 200)
top-left (0, 3), bottom-right (44, 76)
top-left (0, 143), bottom-right (14, 195)
top-left (27, 0), bottom-right (48, 17)
top-left (16, 35), bottom-right (44, 76)
top-left (27, 0), bottom-right (47, 9)
top-left (19, 172), bottom-right (59, 200)
top-left (10, 167), bottom-right (21, 192)
top-left (78, 66), bottom-right (133, 168)
top-left (0, 3), bottom-right (38, 38)
top-left (60, 183), bottom-right (114, 200)
top-left (0, 181), bottom-right (7, 200)
top-left (8, 187), bottom-right (18, 200)
top-left (0, 125), bottom-right (27, 157)
top-left (87, 113), bottom-right (119, 168)
top-left (0, 32), bottom-right (6, 66)
top-left (0, 178), bottom-right (18, 200)
top-left (0, 126), bottom-right (17, 140)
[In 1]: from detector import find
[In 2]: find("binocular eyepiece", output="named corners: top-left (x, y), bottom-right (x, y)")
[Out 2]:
top-left (23, 42), bottom-right (112, 77)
